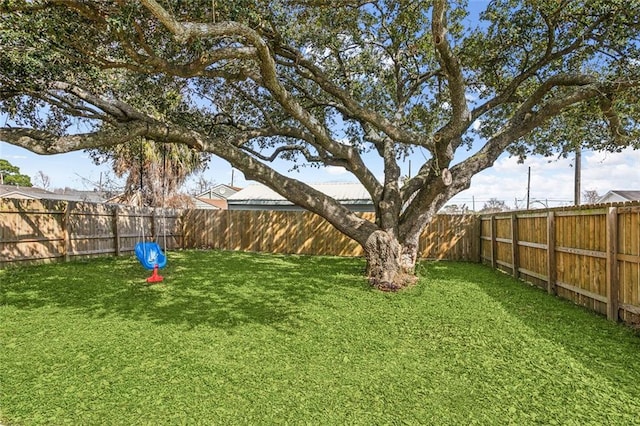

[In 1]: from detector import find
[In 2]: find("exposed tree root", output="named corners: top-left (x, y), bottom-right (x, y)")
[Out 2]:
top-left (369, 273), bottom-right (418, 292)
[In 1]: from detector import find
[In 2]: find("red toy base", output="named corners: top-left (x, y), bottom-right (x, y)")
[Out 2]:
top-left (146, 265), bottom-right (164, 283)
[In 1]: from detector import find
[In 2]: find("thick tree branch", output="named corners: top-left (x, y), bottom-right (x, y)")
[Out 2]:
top-left (0, 124), bottom-right (150, 154)
top-left (276, 46), bottom-right (429, 149)
top-left (428, 0), bottom-right (471, 183)
top-left (432, 0), bottom-right (470, 133)
top-left (471, 14), bottom-right (608, 122)
top-left (2, 117), bottom-right (378, 244)
top-left (598, 95), bottom-right (628, 142)
top-left (399, 76), bottom-right (640, 242)
top-left (451, 78), bottom-right (640, 193)
top-left (140, 0), bottom-right (382, 203)
top-left (48, 81), bottom-right (147, 122)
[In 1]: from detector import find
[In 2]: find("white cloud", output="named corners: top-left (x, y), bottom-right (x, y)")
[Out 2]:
top-left (581, 147), bottom-right (640, 193)
top-left (584, 147), bottom-right (640, 168)
top-left (449, 148), bottom-right (640, 209)
top-left (325, 166), bottom-right (348, 175)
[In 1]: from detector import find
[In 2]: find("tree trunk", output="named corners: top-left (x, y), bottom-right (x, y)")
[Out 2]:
top-left (364, 230), bottom-right (419, 291)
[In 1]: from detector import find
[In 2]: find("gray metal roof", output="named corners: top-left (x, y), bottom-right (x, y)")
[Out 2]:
top-left (610, 190), bottom-right (640, 200)
top-left (0, 184), bottom-right (53, 198)
top-left (0, 184), bottom-right (113, 203)
top-left (597, 190), bottom-right (640, 203)
top-left (227, 182), bottom-right (373, 206)
top-left (196, 184), bottom-right (242, 200)
top-left (40, 190), bottom-right (112, 203)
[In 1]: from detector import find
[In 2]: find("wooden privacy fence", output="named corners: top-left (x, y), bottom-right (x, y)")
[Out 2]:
top-left (182, 210), bottom-right (480, 260)
top-left (0, 198), bottom-right (479, 267)
top-left (0, 198), bottom-right (183, 267)
top-left (480, 202), bottom-right (640, 324)
top-left (3, 197), bottom-right (640, 325)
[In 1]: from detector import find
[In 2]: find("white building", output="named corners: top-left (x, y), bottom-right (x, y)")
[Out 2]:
top-left (227, 182), bottom-right (374, 212)
top-left (597, 190), bottom-right (640, 204)
top-left (193, 184), bottom-right (242, 210)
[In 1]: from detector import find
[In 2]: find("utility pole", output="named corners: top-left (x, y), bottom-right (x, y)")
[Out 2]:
top-left (526, 166), bottom-right (531, 209)
top-left (574, 148), bottom-right (581, 205)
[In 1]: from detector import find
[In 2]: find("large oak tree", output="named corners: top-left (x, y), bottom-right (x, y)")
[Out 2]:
top-left (1, 0), bottom-right (639, 289)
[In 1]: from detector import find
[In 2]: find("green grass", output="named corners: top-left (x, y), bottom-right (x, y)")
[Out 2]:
top-left (1, 251), bottom-right (639, 425)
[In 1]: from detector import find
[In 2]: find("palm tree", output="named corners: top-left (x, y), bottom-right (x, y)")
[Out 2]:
top-left (89, 139), bottom-right (208, 207)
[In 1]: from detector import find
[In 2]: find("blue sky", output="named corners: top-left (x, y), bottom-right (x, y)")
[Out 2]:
top-left (2, 140), bottom-right (639, 209)
top-left (2, 0), bottom-right (639, 208)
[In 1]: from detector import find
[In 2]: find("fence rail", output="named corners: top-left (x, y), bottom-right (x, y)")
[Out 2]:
top-left (1, 199), bottom-right (479, 268)
top-left (480, 202), bottom-right (640, 325)
top-left (182, 210), bottom-right (480, 260)
top-left (3, 197), bottom-right (638, 326)
top-left (0, 198), bottom-right (183, 266)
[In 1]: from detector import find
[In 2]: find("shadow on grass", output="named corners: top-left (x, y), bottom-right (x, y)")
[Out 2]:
top-left (425, 262), bottom-right (640, 397)
top-left (1, 250), bottom-right (368, 330)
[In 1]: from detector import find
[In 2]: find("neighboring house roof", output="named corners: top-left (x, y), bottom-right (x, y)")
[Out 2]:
top-left (0, 184), bottom-right (54, 200)
top-left (197, 184), bottom-right (242, 200)
top-left (193, 198), bottom-right (224, 210)
top-left (0, 184), bottom-right (113, 203)
top-left (45, 189), bottom-right (112, 203)
top-left (192, 184), bottom-right (242, 210)
top-left (227, 182), bottom-right (374, 212)
top-left (597, 190), bottom-right (640, 204)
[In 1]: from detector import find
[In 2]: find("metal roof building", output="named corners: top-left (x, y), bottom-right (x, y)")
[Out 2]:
top-left (597, 190), bottom-right (640, 204)
top-left (0, 184), bottom-right (53, 200)
top-left (227, 182), bottom-right (374, 212)
top-left (193, 184), bottom-right (242, 210)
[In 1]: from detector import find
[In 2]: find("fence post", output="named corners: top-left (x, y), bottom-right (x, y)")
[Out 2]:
top-left (180, 210), bottom-right (188, 248)
top-left (472, 215), bottom-right (481, 263)
top-left (490, 215), bottom-right (497, 269)
top-left (511, 213), bottom-right (519, 279)
top-left (228, 209), bottom-right (235, 251)
top-left (113, 205), bottom-right (121, 256)
top-left (62, 201), bottom-right (73, 262)
top-left (151, 207), bottom-right (158, 241)
top-left (547, 211), bottom-right (556, 295)
top-left (606, 207), bottom-right (619, 321)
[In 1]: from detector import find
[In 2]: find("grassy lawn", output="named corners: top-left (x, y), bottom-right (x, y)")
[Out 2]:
top-left (1, 250), bottom-right (640, 425)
